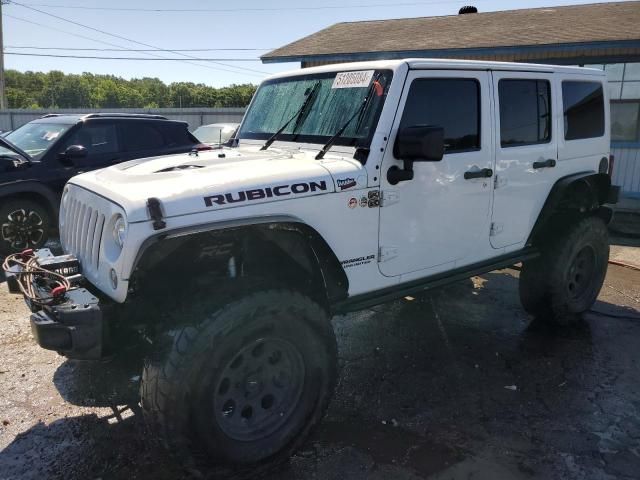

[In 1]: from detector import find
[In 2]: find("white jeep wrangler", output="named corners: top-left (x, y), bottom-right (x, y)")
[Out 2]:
top-left (4, 59), bottom-right (619, 474)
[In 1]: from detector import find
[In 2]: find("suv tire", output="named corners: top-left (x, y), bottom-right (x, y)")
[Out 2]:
top-left (0, 199), bottom-right (51, 255)
top-left (519, 216), bottom-right (609, 325)
top-left (141, 289), bottom-right (337, 476)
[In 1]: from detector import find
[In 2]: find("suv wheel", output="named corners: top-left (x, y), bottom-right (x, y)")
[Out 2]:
top-left (141, 289), bottom-right (337, 476)
top-left (519, 216), bottom-right (609, 325)
top-left (0, 199), bottom-right (51, 255)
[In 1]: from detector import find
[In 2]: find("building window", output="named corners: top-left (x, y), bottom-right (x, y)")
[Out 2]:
top-left (562, 81), bottom-right (605, 140)
top-left (498, 79), bottom-right (551, 147)
top-left (611, 101), bottom-right (640, 143)
top-left (399, 78), bottom-right (480, 153)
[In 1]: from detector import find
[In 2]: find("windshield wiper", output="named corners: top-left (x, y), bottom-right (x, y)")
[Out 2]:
top-left (315, 74), bottom-right (381, 160)
top-left (260, 81), bottom-right (321, 151)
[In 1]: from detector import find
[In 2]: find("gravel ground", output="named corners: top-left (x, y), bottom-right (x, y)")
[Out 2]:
top-left (1, 242), bottom-right (639, 480)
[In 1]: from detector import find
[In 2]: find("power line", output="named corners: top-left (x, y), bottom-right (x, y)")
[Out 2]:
top-left (6, 45), bottom-right (273, 51)
top-left (5, 52), bottom-right (263, 61)
top-left (4, 13), bottom-right (149, 50)
top-left (8, 2), bottom-right (270, 76)
top-left (11, 0), bottom-right (491, 13)
top-left (4, 13), bottom-right (266, 78)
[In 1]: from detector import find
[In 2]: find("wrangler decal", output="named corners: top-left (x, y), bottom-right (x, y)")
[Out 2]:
top-left (204, 181), bottom-right (328, 207)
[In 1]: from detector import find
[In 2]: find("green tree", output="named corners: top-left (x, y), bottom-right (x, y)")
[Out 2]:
top-left (3, 69), bottom-right (257, 109)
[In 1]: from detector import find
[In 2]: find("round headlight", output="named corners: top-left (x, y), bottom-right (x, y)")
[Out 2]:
top-left (112, 215), bottom-right (127, 248)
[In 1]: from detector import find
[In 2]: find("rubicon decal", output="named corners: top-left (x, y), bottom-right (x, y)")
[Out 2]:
top-left (204, 181), bottom-right (328, 207)
top-left (337, 177), bottom-right (357, 190)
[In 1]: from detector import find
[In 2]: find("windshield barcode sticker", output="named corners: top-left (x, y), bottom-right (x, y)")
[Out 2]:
top-left (332, 70), bottom-right (374, 89)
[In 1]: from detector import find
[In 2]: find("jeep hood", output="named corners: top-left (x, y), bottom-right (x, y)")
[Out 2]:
top-left (69, 145), bottom-right (366, 223)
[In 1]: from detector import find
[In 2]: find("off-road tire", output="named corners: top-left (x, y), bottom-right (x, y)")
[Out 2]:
top-left (0, 198), bottom-right (51, 256)
top-left (140, 289), bottom-right (337, 478)
top-left (519, 216), bottom-right (609, 325)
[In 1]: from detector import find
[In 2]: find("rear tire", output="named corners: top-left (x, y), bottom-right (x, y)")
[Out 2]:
top-left (0, 199), bottom-right (51, 255)
top-left (519, 216), bottom-right (609, 325)
top-left (140, 289), bottom-right (337, 477)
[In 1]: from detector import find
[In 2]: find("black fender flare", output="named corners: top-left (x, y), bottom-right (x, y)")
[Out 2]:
top-left (528, 171), bottom-right (614, 244)
top-left (131, 218), bottom-right (349, 305)
top-left (0, 181), bottom-right (60, 220)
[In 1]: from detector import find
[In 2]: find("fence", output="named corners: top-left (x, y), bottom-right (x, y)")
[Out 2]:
top-left (0, 107), bottom-right (247, 132)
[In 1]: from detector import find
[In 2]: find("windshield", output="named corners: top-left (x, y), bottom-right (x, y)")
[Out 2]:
top-left (5, 122), bottom-right (72, 160)
top-left (239, 69), bottom-right (392, 148)
top-left (193, 125), bottom-right (237, 144)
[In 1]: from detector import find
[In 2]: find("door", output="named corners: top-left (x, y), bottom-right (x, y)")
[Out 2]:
top-left (62, 121), bottom-right (123, 173)
top-left (490, 72), bottom-right (557, 249)
top-left (378, 70), bottom-right (494, 277)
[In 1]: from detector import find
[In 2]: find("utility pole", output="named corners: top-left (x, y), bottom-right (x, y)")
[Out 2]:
top-left (0, 1), bottom-right (7, 110)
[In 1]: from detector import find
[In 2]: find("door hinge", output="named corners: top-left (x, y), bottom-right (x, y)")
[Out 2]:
top-left (380, 190), bottom-right (399, 207)
top-left (378, 246), bottom-right (399, 262)
top-left (494, 174), bottom-right (507, 189)
top-left (490, 222), bottom-right (504, 237)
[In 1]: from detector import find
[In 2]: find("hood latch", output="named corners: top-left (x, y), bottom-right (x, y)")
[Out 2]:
top-left (147, 197), bottom-right (166, 231)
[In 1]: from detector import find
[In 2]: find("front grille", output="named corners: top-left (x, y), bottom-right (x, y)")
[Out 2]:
top-left (61, 197), bottom-right (106, 274)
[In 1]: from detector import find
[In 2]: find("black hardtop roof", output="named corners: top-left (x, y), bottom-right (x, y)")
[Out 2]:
top-left (31, 113), bottom-right (188, 125)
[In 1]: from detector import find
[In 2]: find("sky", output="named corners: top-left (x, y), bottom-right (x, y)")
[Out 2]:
top-left (2, 0), bottom-right (633, 87)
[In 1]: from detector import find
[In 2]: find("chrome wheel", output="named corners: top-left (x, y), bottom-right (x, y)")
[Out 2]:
top-left (1, 208), bottom-right (45, 250)
top-left (213, 337), bottom-right (305, 442)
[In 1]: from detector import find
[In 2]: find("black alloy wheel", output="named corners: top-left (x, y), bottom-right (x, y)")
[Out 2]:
top-left (0, 200), bottom-right (51, 255)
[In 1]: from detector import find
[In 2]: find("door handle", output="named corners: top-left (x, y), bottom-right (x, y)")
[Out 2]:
top-left (464, 168), bottom-right (493, 180)
top-left (533, 159), bottom-right (556, 169)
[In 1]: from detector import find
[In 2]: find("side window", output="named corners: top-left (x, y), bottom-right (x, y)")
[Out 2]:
top-left (66, 123), bottom-right (119, 155)
top-left (121, 122), bottom-right (165, 151)
top-left (154, 123), bottom-right (194, 147)
top-left (499, 79), bottom-right (551, 147)
top-left (398, 78), bottom-right (480, 153)
top-left (562, 81), bottom-right (605, 140)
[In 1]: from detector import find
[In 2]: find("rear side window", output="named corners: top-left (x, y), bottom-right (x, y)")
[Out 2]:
top-left (499, 79), bottom-right (551, 147)
top-left (120, 122), bottom-right (165, 151)
top-left (154, 123), bottom-right (196, 147)
top-left (399, 78), bottom-right (480, 153)
top-left (562, 81), bottom-right (605, 140)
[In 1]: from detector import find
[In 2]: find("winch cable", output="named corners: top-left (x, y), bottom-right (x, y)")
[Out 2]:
top-left (2, 252), bottom-right (73, 306)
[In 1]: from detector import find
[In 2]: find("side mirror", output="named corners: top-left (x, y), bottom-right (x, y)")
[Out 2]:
top-left (58, 145), bottom-right (88, 165)
top-left (388, 125), bottom-right (444, 184)
top-left (0, 156), bottom-right (17, 172)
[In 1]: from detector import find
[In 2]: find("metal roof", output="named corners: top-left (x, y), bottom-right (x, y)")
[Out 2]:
top-left (262, 58), bottom-right (606, 83)
top-left (262, 1), bottom-right (640, 64)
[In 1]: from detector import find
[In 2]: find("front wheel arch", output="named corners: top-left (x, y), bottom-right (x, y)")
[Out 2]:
top-left (127, 221), bottom-right (349, 323)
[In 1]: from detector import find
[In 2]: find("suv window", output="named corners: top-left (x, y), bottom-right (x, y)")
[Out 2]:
top-left (562, 81), bottom-right (605, 140)
top-left (154, 123), bottom-right (195, 147)
top-left (5, 122), bottom-right (72, 160)
top-left (399, 78), bottom-right (480, 153)
top-left (121, 122), bottom-right (165, 151)
top-left (499, 79), bottom-right (551, 147)
top-left (65, 123), bottom-right (119, 155)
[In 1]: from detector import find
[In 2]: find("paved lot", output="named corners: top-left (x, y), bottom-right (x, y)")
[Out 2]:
top-left (1, 243), bottom-right (639, 480)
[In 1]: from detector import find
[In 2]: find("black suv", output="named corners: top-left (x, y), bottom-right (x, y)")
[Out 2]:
top-left (0, 113), bottom-right (203, 254)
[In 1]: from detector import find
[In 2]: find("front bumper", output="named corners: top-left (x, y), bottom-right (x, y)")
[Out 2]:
top-left (4, 249), bottom-right (107, 360)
